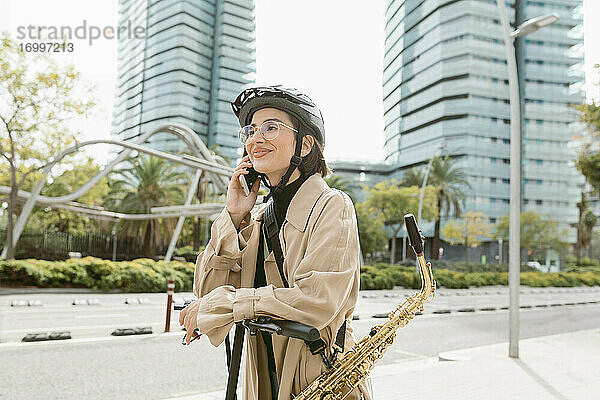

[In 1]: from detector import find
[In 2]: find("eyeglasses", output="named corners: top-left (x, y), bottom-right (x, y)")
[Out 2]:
top-left (239, 120), bottom-right (298, 144)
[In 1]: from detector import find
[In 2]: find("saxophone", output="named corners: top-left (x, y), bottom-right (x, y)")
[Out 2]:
top-left (294, 214), bottom-right (436, 400)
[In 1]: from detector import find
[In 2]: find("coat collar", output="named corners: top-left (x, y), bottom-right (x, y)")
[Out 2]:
top-left (256, 173), bottom-right (330, 232)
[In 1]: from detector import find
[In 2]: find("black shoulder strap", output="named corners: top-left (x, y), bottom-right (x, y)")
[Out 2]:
top-left (262, 199), bottom-right (347, 368)
top-left (262, 200), bottom-right (289, 288)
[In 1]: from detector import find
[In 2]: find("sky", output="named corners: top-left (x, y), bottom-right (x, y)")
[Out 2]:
top-left (2, 0), bottom-right (599, 165)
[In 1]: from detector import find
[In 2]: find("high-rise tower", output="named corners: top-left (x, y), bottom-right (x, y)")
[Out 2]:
top-left (383, 0), bottom-right (584, 239)
top-left (112, 0), bottom-right (256, 162)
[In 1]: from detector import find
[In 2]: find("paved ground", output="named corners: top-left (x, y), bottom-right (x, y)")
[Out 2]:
top-left (1, 286), bottom-right (599, 399)
top-left (2, 286), bottom-right (599, 343)
top-left (188, 329), bottom-right (599, 400)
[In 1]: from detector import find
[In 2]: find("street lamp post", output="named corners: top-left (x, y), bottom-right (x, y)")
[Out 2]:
top-left (496, 1), bottom-right (558, 358)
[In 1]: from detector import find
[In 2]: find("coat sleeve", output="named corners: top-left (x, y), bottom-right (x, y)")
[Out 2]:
top-left (196, 191), bottom-right (360, 346)
top-left (193, 207), bottom-right (254, 298)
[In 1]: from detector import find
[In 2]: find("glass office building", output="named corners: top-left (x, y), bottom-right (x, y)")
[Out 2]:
top-left (382, 0), bottom-right (585, 241)
top-left (111, 0), bottom-right (255, 162)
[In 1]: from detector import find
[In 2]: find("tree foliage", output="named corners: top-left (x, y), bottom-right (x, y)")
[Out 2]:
top-left (400, 167), bottom-right (425, 187)
top-left (104, 155), bottom-right (188, 258)
top-left (574, 100), bottom-right (600, 193)
top-left (324, 174), bottom-right (355, 202)
top-left (365, 181), bottom-right (437, 264)
top-left (441, 211), bottom-right (492, 264)
top-left (354, 201), bottom-right (387, 259)
top-left (495, 211), bottom-right (568, 260)
top-left (0, 33), bottom-right (97, 258)
top-left (26, 157), bottom-right (110, 234)
top-left (428, 155), bottom-right (470, 260)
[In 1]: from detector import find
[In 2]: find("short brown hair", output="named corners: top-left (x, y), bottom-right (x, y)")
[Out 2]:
top-left (288, 114), bottom-right (332, 178)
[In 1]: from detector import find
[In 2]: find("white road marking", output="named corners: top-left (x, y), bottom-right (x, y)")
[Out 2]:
top-left (0, 331), bottom-right (184, 349)
top-left (0, 321), bottom-right (178, 334)
top-left (74, 313), bottom-right (129, 319)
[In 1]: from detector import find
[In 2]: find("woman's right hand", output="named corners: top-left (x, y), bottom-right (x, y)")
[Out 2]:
top-left (226, 154), bottom-right (260, 225)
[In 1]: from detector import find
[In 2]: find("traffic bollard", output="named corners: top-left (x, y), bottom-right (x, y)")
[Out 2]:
top-left (165, 279), bottom-right (175, 332)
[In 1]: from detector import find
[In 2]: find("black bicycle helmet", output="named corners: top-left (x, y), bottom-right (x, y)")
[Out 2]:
top-left (231, 85), bottom-right (326, 201)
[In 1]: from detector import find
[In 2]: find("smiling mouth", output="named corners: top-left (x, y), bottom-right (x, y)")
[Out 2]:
top-left (253, 150), bottom-right (272, 158)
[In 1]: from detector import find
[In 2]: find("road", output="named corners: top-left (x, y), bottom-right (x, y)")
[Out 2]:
top-left (2, 286), bottom-right (599, 342)
top-left (0, 289), bottom-right (599, 400)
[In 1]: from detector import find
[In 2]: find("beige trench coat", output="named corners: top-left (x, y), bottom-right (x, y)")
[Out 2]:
top-left (193, 173), bottom-right (372, 400)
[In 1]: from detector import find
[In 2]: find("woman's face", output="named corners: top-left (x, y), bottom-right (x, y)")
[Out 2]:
top-left (245, 107), bottom-right (312, 185)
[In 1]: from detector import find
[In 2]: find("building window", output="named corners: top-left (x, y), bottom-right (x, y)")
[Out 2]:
top-left (490, 217), bottom-right (497, 224)
top-left (502, 178), bottom-right (510, 184)
top-left (490, 177), bottom-right (497, 183)
top-left (502, 198), bottom-right (509, 204)
top-left (524, 199), bottom-right (529, 205)
top-left (535, 199), bottom-right (543, 205)
top-left (502, 158), bottom-right (510, 164)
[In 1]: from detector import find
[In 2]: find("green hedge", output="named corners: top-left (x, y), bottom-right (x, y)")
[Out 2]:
top-left (360, 263), bottom-right (600, 290)
top-left (0, 257), bottom-right (195, 293)
top-left (3, 258), bottom-right (600, 292)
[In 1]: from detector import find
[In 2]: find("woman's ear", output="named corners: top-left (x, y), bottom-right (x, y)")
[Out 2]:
top-left (300, 135), bottom-right (315, 157)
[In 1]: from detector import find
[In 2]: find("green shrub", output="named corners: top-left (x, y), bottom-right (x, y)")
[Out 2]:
top-left (174, 246), bottom-right (204, 262)
top-left (0, 257), bottom-right (195, 292)
top-left (565, 255), bottom-right (599, 269)
top-left (3, 257), bottom-right (599, 292)
top-left (359, 262), bottom-right (600, 290)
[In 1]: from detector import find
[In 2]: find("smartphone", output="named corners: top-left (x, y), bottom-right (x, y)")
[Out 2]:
top-left (239, 149), bottom-right (261, 196)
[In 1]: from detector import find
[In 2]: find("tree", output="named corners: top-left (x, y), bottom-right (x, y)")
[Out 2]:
top-left (577, 151), bottom-right (600, 194)
top-left (399, 166), bottom-right (425, 187)
top-left (0, 34), bottom-right (96, 259)
top-left (427, 155), bottom-right (470, 260)
top-left (575, 192), bottom-right (598, 264)
top-left (27, 157), bottom-right (110, 235)
top-left (324, 174), bottom-right (356, 202)
top-left (180, 143), bottom-right (230, 251)
top-left (365, 181), bottom-right (436, 264)
top-left (354, 201), bottom-right (386, 261)
top-left (104, 155), bottom-right (188, 258)
top-left (495, 211), bottom-right (568, 261)
top-left (574, 88), bottom-right (600, 193)
top-left (441, 211), bottom-right (492, 265)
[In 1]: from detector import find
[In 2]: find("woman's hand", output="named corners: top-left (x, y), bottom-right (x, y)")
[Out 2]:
top-left (178, 299), bottom-right (201, 345)
top-left (226, 154), bottom-right (260, 227)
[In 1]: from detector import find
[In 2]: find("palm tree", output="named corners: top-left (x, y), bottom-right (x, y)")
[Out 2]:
top-left (400, 166), bottom-right (425, 187)
top-left (428, 155), bottom-right (470, 260)
top-left (104, 155), bottom-right (188, 258)
top-left (324, 174), bottom-right (356, 202)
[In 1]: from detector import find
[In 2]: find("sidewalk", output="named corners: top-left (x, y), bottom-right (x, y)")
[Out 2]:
top-left (179, 329), bottom-right (599, 400)
top-left (372, 328), bottom-right (599, 400)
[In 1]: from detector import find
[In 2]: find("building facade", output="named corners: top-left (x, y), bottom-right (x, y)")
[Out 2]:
top-left (380, 0), bottom-right (585, 242)
top-left (111, 0), bottom-right (255, 162)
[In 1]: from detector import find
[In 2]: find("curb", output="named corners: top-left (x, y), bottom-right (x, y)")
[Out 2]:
top-left (22, 331), bottom-right (72, 342)
top-left (357, 300), bottom-right (598, 320)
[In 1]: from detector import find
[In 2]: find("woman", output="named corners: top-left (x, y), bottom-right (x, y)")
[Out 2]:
top-left (179, 86), bottom-right (371, 400)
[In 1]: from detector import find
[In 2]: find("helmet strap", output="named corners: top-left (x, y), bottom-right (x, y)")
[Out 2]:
top-left (263, 132), bottom-right (304, 203)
